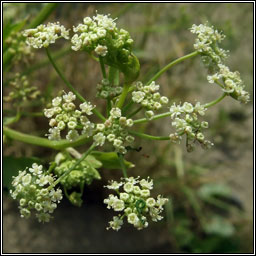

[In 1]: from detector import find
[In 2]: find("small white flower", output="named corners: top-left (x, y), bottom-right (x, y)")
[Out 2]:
top-left (95, 44), bottom-right (108, 56)
top-left (107, 134), bottom-right (116, 142)
top-left (123, 182), bottom-right (133, 193)
top-left (93, 132), bottom-right (106, 146)
top-left (96, 123), bottom-right (105, 131)
top-left (106, 180), bottom-right (123, 190)
top-left (146, 198), bottom-right (156, 208)
top-left (63, 91), bottom-right (76, 103)
top-left (145, 110), bottom-right (154, 120)
top-left (47, 127), bottom-right (61, 141)
top-left (160, 96), bottom-right (169, 105)
top-left (79, 102), bottom-right (95, 115)
top-left (113, 199), bottom-right (125, 211)
top-left (113, 139), bottom-right (123, 148)
top-left (169, 103), bottom-right (183, 119)
top-left (127, 213), bottom-right (139, 225)
top-left (22, 174), bottom-right (32, 186)
top-left (44, 108), bottom-right (55, 118)
top-left (182, 102), bottom-right (194, 113)
top-left (110, 108), bottom-right (122, 118)
top-left (120, 192), bottom-right (129, 201)
top-left (126, 119), bottom-right (134, 127)
top-left (108, 216), bottom-right (123, 231)
top-left (67, 121), bottom-right (77, 129)
top-left (140, 178), bottom-right (153, 190)
top-left (52, 96), bottom-right (62, 106)
top-left (66, 130), bottom-right (79, 141)
top-left (132, 91), bottom-right (145, 103)
top-left (140, 189), bottom-right (150, 197)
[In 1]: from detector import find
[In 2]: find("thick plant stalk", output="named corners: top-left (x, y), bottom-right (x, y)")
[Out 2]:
top-left (3, 126), bottom-right (91, 150)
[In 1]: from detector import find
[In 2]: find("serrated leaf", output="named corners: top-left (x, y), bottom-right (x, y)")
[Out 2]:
top-left (91, 151), bottom-right (135, 170)
top-left (3, 156), bottom-right (42, 190)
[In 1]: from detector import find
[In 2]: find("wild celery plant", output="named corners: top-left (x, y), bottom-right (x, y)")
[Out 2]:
top-left (4, 14), bottom-right (250, 230)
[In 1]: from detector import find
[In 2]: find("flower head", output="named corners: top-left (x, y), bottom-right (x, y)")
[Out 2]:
top-left (23, 22), bottom-right (69, 49)
top-left (10, 163), bottom-right (63, 223)
top-left (44, 91), bottom-right (96, 141)
top-left (169, 101), bottom-right (212, 151)
top-left (104, 176), bottom-right (168, 231)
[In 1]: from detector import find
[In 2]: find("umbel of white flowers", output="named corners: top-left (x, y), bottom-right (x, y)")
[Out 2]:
top-left (132, 81), bottom-right (169, 119)
top-left (44, 91), bottom-right (95, 141)
top-left (169, 101), bottom-right (213, 152)
top-left (190, 23), bottom-right (249, 104)
top-left (104, 176), bottom-right (168, 231)
top-left (10, 163), bottom-right (63, 223)
top-left (71, 13), bottom-right (133, 57)
top-left (207, 64), bottom-right (250, 104)
top-left (190, 23), bottom-right (228, 66)
top-left (93, 107), bottom-right (135, 154)
top-left (23, 22), bottom-right (69, 48)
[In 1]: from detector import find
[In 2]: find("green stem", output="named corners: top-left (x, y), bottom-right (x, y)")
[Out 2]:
top-left (204, 93), bottom-right (226, 108)
top-left (3, 126), bottom-right (91, 150)
top-left (108, 67), bottom-right (119, 86)
top-left (5, 48), bottom-right (70, 85)
top-left (215, 80), bottom-right (225, 89)
top-left (106, 99), bottom-right (112, 117)
top-left (147, 51), bottom-right (199, 85)
top-left (45, 48), bottom-right (105, 121)
top-left (116, 83), bottom-right (130, 109)
top-left (128, 130), bottom-right (170, 141)
top-left (49, 143), bottom-right (95, 189)
top-left (127, 106), bottom-right (142, 118)
top-left (174, 146), bottom-right (184, 178)
top-left (122, 100), bottom-right (134, 115)
top-left (118, 154), bottom-right (128, 178)
top-left (99, 56), bottom-right (107, 79)
top-left (133, 112), bottom-right (172, 124)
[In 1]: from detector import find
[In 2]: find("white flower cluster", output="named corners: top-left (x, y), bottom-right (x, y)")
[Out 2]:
top-left (191, 24), bottom-right (250, 104)
top-left (96, 78), bottom-right (123, 99)
top-left (104, 176), bottom-right (168, 231)
top-left (207, 64), bottom-right (250, 104)
top-left (5, 31), bottom-right (34, 63)
top-left (132, 81), bottom-right (169, 119)
top-left (44, 91), bottom-right (95, 141)
top-left (71, 13), bottom-right (133, 57)
top-left (93, 107), bottom-right (134, 154)
top-left (190, 23), bottom-right (228, 66)
top-left (169, 102), bottom-right (213, 151)
top-left (23, 22), bottom-right (69, 48)
top-left (4, 73), bottom-right (40, 104)
top-left (10, 163), bottom-right (63, 223)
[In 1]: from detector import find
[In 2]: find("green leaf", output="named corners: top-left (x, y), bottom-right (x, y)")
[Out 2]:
top-left (91, 151), bottom-right (135, 170)
top-left (3, 156), bottom-right (42, 190)
top-left (85, 155), bottom-right (102, 169)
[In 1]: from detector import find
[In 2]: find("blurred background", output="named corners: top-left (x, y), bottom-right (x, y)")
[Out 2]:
top-left (3, 2), bottom-right (254, 253)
